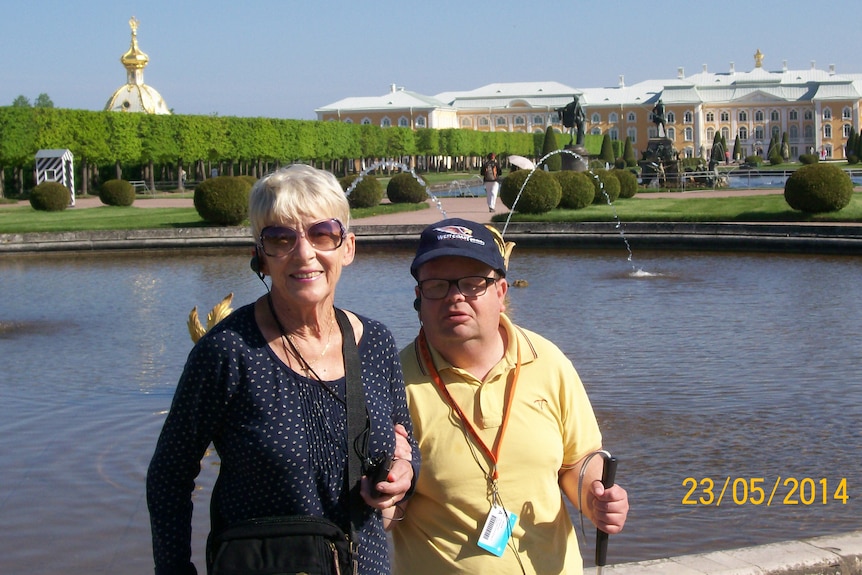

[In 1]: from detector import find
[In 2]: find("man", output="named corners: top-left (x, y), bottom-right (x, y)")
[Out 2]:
top-left (392, 218), bottom-right (628, 575)
top-left (481, 153), bottom-right (500, 212)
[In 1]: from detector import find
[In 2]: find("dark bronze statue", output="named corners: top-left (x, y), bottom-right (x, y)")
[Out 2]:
top-left (556, 95), bottom-right (585, 146)
top-left (651, 99), bottom-right (667, 137)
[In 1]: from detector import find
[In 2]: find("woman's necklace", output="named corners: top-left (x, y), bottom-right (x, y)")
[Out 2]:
top-left (267, 293), bottom-right (334, 382)
top-left (287, 317), bottom-right (335, 369)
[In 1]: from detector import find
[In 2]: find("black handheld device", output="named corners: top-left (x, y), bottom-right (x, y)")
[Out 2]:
top-left (366, 454), bottom-right (394, 497)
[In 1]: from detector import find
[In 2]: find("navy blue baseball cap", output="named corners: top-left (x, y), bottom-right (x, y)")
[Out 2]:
top-left (410, 218), bottom-right (506, 279)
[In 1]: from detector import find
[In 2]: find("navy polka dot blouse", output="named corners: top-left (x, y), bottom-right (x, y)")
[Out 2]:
top-left (147, 303), bottom-right (418, 575)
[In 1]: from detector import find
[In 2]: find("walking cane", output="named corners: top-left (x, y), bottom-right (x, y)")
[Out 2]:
top-left (595, 453), bottom-right (618, 575)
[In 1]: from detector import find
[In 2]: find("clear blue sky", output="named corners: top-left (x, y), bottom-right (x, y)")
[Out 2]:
top-left (3, 0), bottom-right (860, 120)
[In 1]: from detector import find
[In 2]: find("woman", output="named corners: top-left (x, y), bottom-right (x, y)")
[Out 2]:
top-left (147, 164), bottom-right (418, 575)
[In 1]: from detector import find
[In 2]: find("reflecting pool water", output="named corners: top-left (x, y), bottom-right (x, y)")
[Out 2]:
top-left (0, 246), bottom-right (860, 573)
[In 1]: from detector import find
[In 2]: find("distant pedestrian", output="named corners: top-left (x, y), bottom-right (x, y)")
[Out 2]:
top-left (481, 153), bottom-right (500, 212)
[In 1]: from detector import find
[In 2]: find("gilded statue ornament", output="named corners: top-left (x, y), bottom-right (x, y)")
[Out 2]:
top-left (188, 293), bottom-right (234, 343)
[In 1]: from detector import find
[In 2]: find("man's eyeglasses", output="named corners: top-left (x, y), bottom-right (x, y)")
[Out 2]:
top-left (417, 276), bottom-right (498, 300)
top-left (258, 219), bottom-right (345, 257)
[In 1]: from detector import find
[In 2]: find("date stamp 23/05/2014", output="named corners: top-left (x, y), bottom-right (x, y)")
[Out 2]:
top-left (682, 477), bottom-right (849, 507)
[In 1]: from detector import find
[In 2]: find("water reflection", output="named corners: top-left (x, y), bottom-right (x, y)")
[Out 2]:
top-left (0, 247), bottom-right (860, 573)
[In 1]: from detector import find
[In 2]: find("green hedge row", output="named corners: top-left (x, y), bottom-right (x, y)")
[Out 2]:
top-left (0, 106), bottom-right (539, 173)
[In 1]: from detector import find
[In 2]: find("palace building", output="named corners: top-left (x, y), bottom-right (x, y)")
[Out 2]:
top-left (316, 50), bottom-right (862, 161)
top-left (105, 17), bottom-right (170, 115)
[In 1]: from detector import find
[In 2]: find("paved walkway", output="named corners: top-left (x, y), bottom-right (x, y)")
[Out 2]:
top-left (57, 194), bottom-right (502, 225)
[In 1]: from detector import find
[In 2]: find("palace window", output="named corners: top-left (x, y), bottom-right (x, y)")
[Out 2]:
top-left (770, 110), bottom-right (780, 122)
top-left (667, 127), bottom-right (676, 140)
top-left (361, 117), bottom-right (372, 125)
top-left (804, 125), bottom-right (814, 138)
top-left (755, 110), bottom-right (764, 122)
top-left (755, 126), bottom-right (764, 140)
top-left (843, 107), bottom-right (852, 120)
top-left (667, 111), bottom-right (676, 124)
top-left (804, 110), bottom-right (813, 120)
top-left (683, 111), bottom-right (693, 123)
top-left (706, 127), bottom-right (715, 141)
top-left (790, 125), bottom-right (799, 139)
top-left (706, 112), bottom-right (715, 122)
top-left (720, 111), bottom-right (729, 122)
top-left (381, 117), bottom-right (392, 127)
top-left (533, 115), bottom-right (544, 125)
top-left (823, 108), bottom-right (832, 120)
top-left (721, 127), bottom-right (729, 140)
top-left (824, 124), bottom-right (832, 138)
top-left (627, 127), bottom-right (637, 143)
top-left (591, 113), bottom-right (601, 123)
top-left (461, 117), bottom-right (472, 128)
top-left (739, 126), bottom-right (748, 140)
top-left (844, 124), bottom-right (853, 138)
top-left (479, 117), bottom-right (490, 126)
top-left (789, 109), bottom-right (798, 121)
top-left (738, 111), bottom-right (748, 122)
top-left (684, 127), bottom-right (693, 141)
top-left (496, 116), bottom-right (507, 126)
top-left (416, 116), bottom-right (426, 128)
top-left (627, 112), bottom-right (637, 122)
top-left (398, 117), bottom-right (409, 127)
top-left (609, 112), bottom-right (618, 123)
top-left (609, 128), bottom-right (619, 140)
top-left (514, 115), bottom-right (525, 126)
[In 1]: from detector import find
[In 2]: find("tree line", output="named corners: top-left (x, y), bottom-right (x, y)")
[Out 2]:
top-left (0, 106), bottom-right (542, 197)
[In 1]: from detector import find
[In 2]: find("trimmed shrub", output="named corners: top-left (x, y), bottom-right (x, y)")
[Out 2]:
top-left (386, 172), bottom-right (427, 203)
top-left (99, 179), bottom-right (135, 206)
top-left (612, 169), bottom-right (638, 199)
top-left (591, 170), bottom-right (621, 204)
top-left (553, 171), bottom-right (594, 209)
top-left (500, 169), bottom-right (561, 214)
top-left (784, 164), bottom-right (854, 213)
top-left (237, 175), bottom-right (259, 188)
top-left (29, 182), bottom-right (70, 211)
top-left (768, 152), bottom-right (783, 166)
top-left (340, 174), bottom-right (383, 208)
top-left (194, 176), bottom-right (252, 225)
top-left (799, 153), bottom-right (819, 165)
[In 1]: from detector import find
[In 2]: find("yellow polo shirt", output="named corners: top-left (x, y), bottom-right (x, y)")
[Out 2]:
top-left (393, 314), bottom-right (602, 575)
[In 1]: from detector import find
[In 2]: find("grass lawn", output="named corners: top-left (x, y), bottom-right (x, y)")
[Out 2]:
top-left (499, 192), bottom-right (862, 224)
top-left (0, 197), bottom-right (431, 234)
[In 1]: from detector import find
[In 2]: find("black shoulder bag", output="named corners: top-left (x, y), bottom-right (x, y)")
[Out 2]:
top-left (206, 308), bottom-right (365, 575)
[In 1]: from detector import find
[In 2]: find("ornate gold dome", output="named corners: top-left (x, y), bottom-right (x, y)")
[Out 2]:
top-left (105, 17), bottom-right (170, 115)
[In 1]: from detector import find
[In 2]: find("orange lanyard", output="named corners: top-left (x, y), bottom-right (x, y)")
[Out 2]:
top-left (417, 328), bottom-right (521, 480)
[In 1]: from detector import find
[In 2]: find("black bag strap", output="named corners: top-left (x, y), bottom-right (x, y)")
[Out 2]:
top-left (334, 307), bottom-right (367, 539)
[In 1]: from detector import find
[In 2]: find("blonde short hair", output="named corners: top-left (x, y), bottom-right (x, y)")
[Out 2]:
top-left (248, 164), bottom-right (350, 239)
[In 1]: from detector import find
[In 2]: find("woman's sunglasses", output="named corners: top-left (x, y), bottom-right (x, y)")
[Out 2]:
top-left (258, 219), bottom-right (345, 257)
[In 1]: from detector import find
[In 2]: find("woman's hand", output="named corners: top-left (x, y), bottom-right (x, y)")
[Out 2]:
top-left (360, 424), bottom-right (413, 510)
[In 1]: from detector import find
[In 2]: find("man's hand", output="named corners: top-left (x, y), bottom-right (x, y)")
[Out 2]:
top-left (589, 481), bottom-right (628, 534)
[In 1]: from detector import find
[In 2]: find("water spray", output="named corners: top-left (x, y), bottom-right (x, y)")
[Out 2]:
top-left (500, 149), bottom-right (639, 275)
top-left (344, 160), bottom-right (447, 219)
